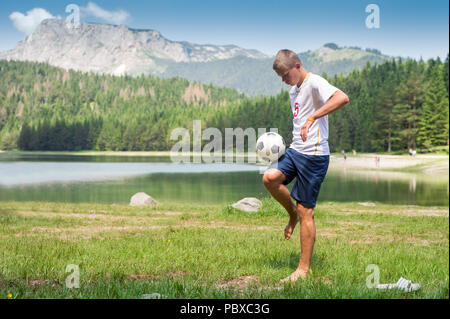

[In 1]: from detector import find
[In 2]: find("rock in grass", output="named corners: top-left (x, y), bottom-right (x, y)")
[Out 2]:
top-left (231, 197), bottom-right (262, 213)
top-left (358, 202), bottom-right (376, 207)
top-left (130, 192), bottom-right (158, 206)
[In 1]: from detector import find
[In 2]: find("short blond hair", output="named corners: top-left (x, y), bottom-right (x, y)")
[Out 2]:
top-left (273, 49), bottom-right (301, 71)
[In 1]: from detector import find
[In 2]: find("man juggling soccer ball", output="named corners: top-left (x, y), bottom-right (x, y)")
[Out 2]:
top-left (263, 49), bottom-right (349, 283)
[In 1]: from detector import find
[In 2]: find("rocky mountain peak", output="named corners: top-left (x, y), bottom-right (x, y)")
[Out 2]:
top-left (0, 19), bottom-right (268, 75)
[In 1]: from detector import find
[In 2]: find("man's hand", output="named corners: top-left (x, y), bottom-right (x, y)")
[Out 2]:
top-left (300, 120), bottom-right (313, 142)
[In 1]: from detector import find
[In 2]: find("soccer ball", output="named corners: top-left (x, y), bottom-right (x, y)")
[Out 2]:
top-left (256, 132), bottom-right (286, 162)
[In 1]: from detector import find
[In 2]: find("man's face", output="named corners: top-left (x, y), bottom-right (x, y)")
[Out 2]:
top-left (276, 63), bottom-right (301, 86)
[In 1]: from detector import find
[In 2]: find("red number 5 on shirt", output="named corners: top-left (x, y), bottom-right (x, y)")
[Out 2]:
top-left (293, 102), bottom-right (299, 117)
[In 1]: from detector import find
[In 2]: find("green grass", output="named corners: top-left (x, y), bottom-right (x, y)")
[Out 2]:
top-left (0, 200), bottom-right (448, 299)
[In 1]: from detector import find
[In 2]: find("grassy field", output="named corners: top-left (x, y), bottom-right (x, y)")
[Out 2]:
top-left (0, 199), bottom-right (448, 299)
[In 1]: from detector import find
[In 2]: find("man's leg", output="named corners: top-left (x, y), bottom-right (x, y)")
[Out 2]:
top-left (281, 203), bottom-right (315, 283)
top-left (262, 169), bottom-right (298, 239)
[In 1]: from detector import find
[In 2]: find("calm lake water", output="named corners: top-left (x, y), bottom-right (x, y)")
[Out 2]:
top-left (0, 154), bottom-right (448, 206)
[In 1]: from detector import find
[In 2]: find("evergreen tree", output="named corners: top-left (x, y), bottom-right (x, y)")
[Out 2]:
top-left (1, 58), bottom-right (448, 153)
top-left (417, 66), bottom-right (449, 149)
top-left (18, 123), bottom-right (32, 150)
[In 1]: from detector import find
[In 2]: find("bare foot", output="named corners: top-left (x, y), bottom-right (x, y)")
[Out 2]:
top-left (280, 268), bottom-right (311, 283)
top-left (284, 214), bottom-right (299, 240)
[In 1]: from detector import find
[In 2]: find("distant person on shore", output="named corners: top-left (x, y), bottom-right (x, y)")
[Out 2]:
top-left (352, 149), bottom-right (356, 156)
top-left (262, 49), bottom-right (349, 283)
top-left (375, 156), bottom-right (380, 168)
top-left (341, 149), bottom-right (347, 160)
top-left (408, 148), bottom-right (416, 156)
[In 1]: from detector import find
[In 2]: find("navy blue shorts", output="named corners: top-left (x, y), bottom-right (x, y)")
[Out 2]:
top-left (269, 148), bottom-right (329, 208)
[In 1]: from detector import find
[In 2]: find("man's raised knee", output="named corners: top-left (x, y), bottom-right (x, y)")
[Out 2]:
top-left (262, 169), bottom-right (284, 188)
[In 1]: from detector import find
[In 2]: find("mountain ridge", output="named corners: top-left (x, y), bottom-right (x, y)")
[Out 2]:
top-left (0, 19), bottom-right (391, 95)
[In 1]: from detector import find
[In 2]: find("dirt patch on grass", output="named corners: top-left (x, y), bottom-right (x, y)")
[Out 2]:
top-left (11, 207), bottom-right (446, 243)
top-left (0, 277), bottom-right (9, 289)
top-left (0, 277), bottom-right (61, 289)
top-left (317, 225), bottom-right (447, 246)
top-left (162, 211), bottom-right (184, 216)
top-left (348, 235), bottom-right (394, 244)
top-left (318, 230), bottom-right (340, 238)
top-left (348, 234), bottom-right (444, 245)
top-left (127, 274), bottom-right (159, 281)
top-left (310, 275), bottom-right (334, 285)
top-left (401, 209), bottom-right (449, 217)
top-left (27, 278), bottom-right (60, 287)
top-left (28, 225), bottom-right (167, 240)
top-left (217, 275), bottom-right (260, 289)
top-left (127, 271), bottom-right (188, 282)
top-left (11, 219), bottom-right (279, 240)
top-left (13, 210), bottom-right (174, 221)
top-left (207, 224), bottom-right (276, 231)
top-left (321, 205), bottom-right (449, 217)
top-left (336, 221), bottom-right (385, 227)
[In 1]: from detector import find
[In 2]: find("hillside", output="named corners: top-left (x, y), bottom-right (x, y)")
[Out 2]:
top-left (163, 44), bottom-right (389, 95)
top-left (0, 60), bottom-right (253, 151)
top-left (1, 54), bottom-right (447, 153)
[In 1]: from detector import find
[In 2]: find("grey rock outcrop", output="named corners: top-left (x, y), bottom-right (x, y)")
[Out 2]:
top-left (231, 197), bottom-right (262, 213)
top-left (130, 192), bottom-right (158, 206)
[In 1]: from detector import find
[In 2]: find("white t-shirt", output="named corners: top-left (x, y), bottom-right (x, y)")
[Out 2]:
top-left (289, 73), bottom-right (339, 156)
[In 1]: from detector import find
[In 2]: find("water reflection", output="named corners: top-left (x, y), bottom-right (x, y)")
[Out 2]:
top-left (0, 161), bottom-right (260, 187)
top-left (0, 155), bottom-right (448, 206)
top-left (322, 169), bottom-right (448, 206)
top-left (409, 176), bottom-right (416, 193)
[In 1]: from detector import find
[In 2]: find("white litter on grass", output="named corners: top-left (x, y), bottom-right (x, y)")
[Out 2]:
top-left (377, 277), bottom-right (420, 292)
top-left (141, 293), bottom-right (165, 299)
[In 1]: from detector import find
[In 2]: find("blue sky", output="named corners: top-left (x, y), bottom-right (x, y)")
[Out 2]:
top-left (0, 0), bottom-right (448, 60)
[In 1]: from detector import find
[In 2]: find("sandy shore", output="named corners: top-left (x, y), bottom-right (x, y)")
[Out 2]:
top-left (1, 150), bottom-right (448, 175)
top-left (329, 154), bottom-right (449, 175)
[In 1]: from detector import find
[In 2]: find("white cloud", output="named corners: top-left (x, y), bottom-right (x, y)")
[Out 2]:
top-left (80, 2), bottom-right (130, 25)
top-left (9, 3), bottom-right (130, 35)
top-left (9, 8), bottom-right (58, 35)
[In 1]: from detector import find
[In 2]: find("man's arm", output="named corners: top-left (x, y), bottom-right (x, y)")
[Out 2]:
top-left (300, 90), bottom-right (349, 142)
top-left (310, 90), bottom-right (349, 121)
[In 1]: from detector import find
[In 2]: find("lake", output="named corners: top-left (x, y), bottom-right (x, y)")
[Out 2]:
top-left (0, 154), bottom-right (448, 206)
